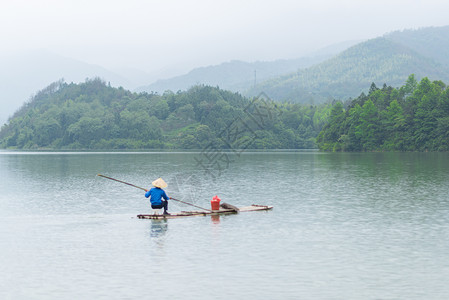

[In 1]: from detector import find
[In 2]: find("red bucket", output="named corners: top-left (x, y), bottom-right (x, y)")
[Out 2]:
top-left (211, 195), bottom-right (221, 210)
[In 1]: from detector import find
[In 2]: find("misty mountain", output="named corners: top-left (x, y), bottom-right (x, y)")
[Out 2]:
top-left (135, 40), bottom-right (361, 94)
top-left (384, 26), bottom-right (449, 66)
top-left (0, 50), bottom-right (134, 125)
top-left (0, 40), bottom-right (359, 126)
top-left (249, 26), bottom-right (449, 103)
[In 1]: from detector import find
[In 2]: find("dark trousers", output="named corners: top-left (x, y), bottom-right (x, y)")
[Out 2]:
top-left (151, 200), bottom-right (168, 212)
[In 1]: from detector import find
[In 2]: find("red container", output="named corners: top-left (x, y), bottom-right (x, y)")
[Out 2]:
top-left (211, 195), bottom-right (221, 210)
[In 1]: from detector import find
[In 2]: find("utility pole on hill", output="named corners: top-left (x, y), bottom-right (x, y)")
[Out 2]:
top-left (254, 70), bottom-right (257, 88)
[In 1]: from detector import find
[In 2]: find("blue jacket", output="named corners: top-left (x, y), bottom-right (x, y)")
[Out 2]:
top-left (145, 187), bottom-right (169, 205)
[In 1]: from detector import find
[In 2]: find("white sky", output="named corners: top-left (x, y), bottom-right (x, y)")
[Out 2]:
top-left (1, 0), bottom-right (449, 72)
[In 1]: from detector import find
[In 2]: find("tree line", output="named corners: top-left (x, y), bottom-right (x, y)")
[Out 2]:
top-left (0, 78), bottom-right (331, 150)
top-left (317, 75), bottom-right (449, 151)
top-left (3, 75), bottom-right (448, 151)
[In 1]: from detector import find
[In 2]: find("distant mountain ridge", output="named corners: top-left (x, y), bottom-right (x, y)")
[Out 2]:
top-left (249, 26), bottom-right (449, 103)
top-left (0, 50), bottom-right (132, 125)
top-left (135, 40), bottom-right (361, 94)
top-left (135, 57), bottom-right (328, 94)
top-left (2, 26), bottom-right (448, 126)
top-left (385, 26), bottom-right (449, 66)
top-left (0, 41), bottom-right (358, 125)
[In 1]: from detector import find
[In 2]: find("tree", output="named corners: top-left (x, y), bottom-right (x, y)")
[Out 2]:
top-left (194, 124), bottom-right (212, 147)
top-left (346, 104), bottom-right (363, 151)
top-left (316, 102), bottom-right (345, 151)
top-left (151, 100), bottom-right (170, 119)
top-left (32, 118), bottom-right (61, 147)
top-left (412, 78), bottom-right (440, 150)
top-left (66, 117), bottom-right (103, 147)
top-left (381, 100), bottom-right (405, 150)
top-left (402, 74), bottom-right (418, 95)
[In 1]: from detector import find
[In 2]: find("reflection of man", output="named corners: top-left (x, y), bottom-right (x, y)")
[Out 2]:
top-left (150, 220), bottom-right (168, 238)
top-left (145, 178), bottom-right (170, 215)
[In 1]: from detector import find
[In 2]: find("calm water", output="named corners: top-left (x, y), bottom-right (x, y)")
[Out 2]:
top-left (1, 151), bottom-right (449, 299)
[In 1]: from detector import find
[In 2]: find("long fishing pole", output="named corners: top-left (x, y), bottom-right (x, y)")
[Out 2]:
top-left (168, 197), bottom-right (213, 212)
top-left (97, 174), bottom-right (147, 191)
top-left (97, 174), bottom-right (212, 212)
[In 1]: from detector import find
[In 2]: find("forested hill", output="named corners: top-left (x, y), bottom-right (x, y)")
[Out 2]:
top-left (0, 79), bottom-right (331, 150)
top-left (249, 26), bottom-right (449, 103)
top-left (317, 75), bottom-right (449, 151)
top-left (384, 26), bottom-right (449, 66)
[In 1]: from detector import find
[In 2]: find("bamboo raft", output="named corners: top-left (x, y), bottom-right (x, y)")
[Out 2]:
top-left (95, 175), bottom-right (273, 220)
top-left (137, 204), bottom-right (273, 219)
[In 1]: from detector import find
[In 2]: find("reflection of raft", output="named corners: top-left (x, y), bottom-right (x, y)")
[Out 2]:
top-left (137, 204), bottom-right (273, 219)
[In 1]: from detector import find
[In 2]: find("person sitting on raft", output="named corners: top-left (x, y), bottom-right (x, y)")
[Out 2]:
top-left (145, 178), bottom-right (170, 215)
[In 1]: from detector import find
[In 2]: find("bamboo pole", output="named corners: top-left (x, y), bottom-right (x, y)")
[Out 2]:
top-left (97, 174), bottom-right (212, 212)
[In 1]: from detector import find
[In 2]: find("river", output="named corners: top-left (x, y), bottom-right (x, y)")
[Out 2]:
top-left (1, 151), bottom-right (448, 299)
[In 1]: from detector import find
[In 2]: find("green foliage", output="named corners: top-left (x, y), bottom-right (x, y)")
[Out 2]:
top-left (0, 79), bottom-right (329, 150)
top-left (4, 75), bottom-right (448, 151)
top-left (317, 75), bottom-right (449, 151)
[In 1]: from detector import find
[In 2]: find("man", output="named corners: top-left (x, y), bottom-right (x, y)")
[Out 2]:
top-left (145, 177), bottom-right (170, 215)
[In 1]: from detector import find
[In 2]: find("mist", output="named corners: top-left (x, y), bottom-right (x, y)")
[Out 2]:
top-left (1, 0), bottom-right (449, 124)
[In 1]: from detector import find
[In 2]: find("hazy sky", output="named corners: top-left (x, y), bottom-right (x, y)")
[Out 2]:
top-left (1, 0), bottom-right (449, 72)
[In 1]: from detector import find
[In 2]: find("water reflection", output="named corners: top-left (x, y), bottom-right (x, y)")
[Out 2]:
top-left (211, 215), bottom-right (220, 224)
top-left (149, 219), bottom-right (168, 238)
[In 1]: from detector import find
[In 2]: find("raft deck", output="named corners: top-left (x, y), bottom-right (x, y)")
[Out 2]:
top-left (137, 204), bottom-right (273, 219)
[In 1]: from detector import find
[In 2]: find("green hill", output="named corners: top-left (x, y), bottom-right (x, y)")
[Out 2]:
top-left (317, 75), bottom-right (449, 151)
top-left (384, 26), bottom-right (449, 66)
top-left (249, 26), bottom-right (449, 103)
top-left (0, 79), bottom-right (329, 150)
